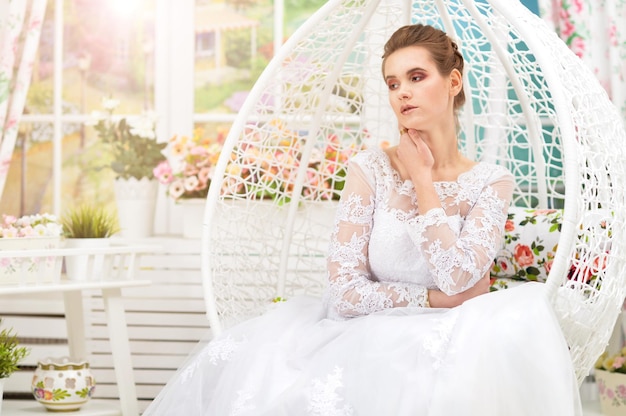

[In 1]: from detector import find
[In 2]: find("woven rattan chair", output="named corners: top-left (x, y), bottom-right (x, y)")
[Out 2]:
top-left (200, 0), bottom-right (626, 384)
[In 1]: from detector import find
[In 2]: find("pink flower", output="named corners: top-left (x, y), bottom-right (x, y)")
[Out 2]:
top-left (504, 219), bottom-right (515, 232)
top-left (183, 164), bottom-right (199, 177)
top-left (197, 167), bottom-right (212, 184)
top-left (183, 175), bottom-right (200, 192)
top-left (153, 161), bottom-right (173, 184)
top-left (189, 145), bottom-right (208, 157)
top-left (618, 384), bottom-right (626, 399)
top-left (573, 0), bottom-right (583, 14)
top-left (514, 244), bottom-right (534, 268)
top-left (609, 25), bottom-right (618, 47)
top-left (168, 180), bottom-right (185, 199)
top-left (569, 36), bottom-right (586, 59)
top-left (560, 19), bottom-right (575, 38)
top-left (544, 260), bottom-right (553, 274)
top-left (613, 356), bottom-right (626, 369)
top-left (2, 215), bottom-right (17, 225)
top-left (19, 226), bottom-right (36, 237)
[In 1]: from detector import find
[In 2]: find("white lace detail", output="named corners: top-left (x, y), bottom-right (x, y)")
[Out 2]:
top-left (179, 335), bottom-right (247, 383)
top-left (307, 367), bottom-right (354, 416)
top-left (229, 389), bottom-right (255, 416)
top-left (207, 335), bottom-right (247, 365)
top-left (325, 148), bottom-right (513, 317)
top-left (326, 189), bottom-right (429, 319)
top-left (336, 193), bottom-right (374, 224)
top-left (423, 312), bottom-right (459, 370)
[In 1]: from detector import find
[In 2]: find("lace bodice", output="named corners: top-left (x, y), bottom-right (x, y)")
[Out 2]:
top-left (325, 148), bottom-right (514, 319)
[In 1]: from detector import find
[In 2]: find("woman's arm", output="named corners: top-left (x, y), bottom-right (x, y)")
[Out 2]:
top-left (326, 158), bottom-right (430, 319)
top-left (406, 170), bottom-right (514, 296)
top-left (427, 272), bottom-right (490, 308)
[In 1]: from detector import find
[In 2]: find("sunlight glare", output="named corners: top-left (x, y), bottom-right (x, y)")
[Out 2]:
top-left (111, 0), bottom-right (141, 17)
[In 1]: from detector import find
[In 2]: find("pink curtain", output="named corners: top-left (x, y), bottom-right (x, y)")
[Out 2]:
top-left (538, 0), bottom-right (626, 119)
top-left (0, 0), bottom-right (47, 200)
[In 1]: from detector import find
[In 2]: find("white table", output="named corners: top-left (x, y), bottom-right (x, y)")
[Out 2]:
top-left (0, 245), bottom-right (156, 416)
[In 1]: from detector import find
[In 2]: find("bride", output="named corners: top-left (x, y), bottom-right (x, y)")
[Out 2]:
top-left (144, 24), bottom-right (582, 415)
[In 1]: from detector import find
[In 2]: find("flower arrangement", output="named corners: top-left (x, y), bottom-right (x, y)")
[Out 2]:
top-left (595, 344), bottom-right (626, 411)
top-left (221, 120), bottom-right (366, 203)
top-left (0, 213), bottom-right (63, 238)
top-left (597, 347), bottom-right (626, 374)
top-left (87, 97), bottom-right (167, 180)
top-left (302, 131), bottom-right (361, 201)
top-left (154, 120), bottom-right (366, 203)
top-left (153, 127), bottom-right (226, 201)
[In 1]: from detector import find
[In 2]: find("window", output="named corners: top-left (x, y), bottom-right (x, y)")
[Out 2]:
top-left (2, 0), bottom-right (326, 234)
top-left (2, 0), bottom-right (539, 229)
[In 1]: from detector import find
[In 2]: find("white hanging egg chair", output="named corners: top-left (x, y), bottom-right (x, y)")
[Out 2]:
top-left (200, 0), bottom-right (626, 384)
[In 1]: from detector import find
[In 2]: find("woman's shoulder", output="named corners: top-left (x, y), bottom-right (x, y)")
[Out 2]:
top-left (351, 147), bottom-right (388, 165)
top-left (348, 147), bottom-right (399, 189)
top-left (472, 162), bottom-right (514, 183)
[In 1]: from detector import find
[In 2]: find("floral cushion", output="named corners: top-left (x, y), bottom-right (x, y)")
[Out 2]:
top-left (489, 207), bottom-right (563, 290)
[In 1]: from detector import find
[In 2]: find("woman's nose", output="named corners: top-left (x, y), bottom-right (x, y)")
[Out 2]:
top-left (397, 85), bottom-right (411, 99)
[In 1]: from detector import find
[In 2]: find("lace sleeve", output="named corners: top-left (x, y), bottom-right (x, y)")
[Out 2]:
top-left (406, 170), bottom-right (514, 295)
top-left (325, 160), bottom-right (429, 320)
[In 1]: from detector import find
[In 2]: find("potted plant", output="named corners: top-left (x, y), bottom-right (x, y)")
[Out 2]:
top-left (152, 127), bottom-right (226, 238)
top-left (86, 96), bottom-right (167, 239)
top-left (60, 204), bottom-right (120, 281)
top-left (0, 320), bottom-right (29, 407)
top-left (0, 213), bottom-right (64, 285)
top-left (152, 121), bottom-right (365, 238)
top-left (61, 204), bottom-right (120, 239)
top-left (594, 347), bottom-right (626, 415)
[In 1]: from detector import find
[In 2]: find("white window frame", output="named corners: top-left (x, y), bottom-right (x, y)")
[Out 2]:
top-left (18, 0), bottom-right (285, 235)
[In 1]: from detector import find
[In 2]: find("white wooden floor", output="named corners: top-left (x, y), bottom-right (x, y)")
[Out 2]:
top-left (2, 400), bottom-right (121, 415)
top-left (0, 396), bottom-right (607, 415)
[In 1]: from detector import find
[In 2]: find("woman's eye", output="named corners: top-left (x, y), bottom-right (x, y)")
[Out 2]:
top-left (387, 82), bottom-right (399, 90)
top-left (411, 74), bottom-right (424, 82)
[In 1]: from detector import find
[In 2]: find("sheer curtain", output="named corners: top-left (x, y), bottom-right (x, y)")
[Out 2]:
top-left (0, 0), bottom-right (47, 200)
top-left (538, 0), bottom-right (626, 119)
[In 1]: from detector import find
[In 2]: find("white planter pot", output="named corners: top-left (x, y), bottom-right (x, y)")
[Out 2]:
top-left (114, 177), bottom-right (158, 239)
top-left (63, 238), bottom-right (111, 281)
top-left (596, 369), bottom-right (626, 416)
top-left (179, 198), bottom-right (206, 239)
top-left (0, 237), bottom-right (62, 285)
top-left (32, 357), bottom-right (95, 411)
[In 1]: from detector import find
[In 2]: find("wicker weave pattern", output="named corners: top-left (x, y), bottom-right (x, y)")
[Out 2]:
top-left (201, 0), bottom-right (626, 384)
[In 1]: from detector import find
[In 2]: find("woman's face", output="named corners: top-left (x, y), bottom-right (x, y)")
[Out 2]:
top-left (384, 46), bottom-right (457, 131)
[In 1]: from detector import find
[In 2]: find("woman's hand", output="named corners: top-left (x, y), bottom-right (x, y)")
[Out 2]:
top-left (427, 273), bottom-right (490, 308)
top-left (396, 128), bottom-right (435, 177)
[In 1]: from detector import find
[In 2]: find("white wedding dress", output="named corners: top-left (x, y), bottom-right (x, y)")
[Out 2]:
top-left (144, 148), bottom-right (582, 416)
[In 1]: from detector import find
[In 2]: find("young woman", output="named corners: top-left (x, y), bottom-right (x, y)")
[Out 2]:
top-left (144, 24), bottom-right (582, 415)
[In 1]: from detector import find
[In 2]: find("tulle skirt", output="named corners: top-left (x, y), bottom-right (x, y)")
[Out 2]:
top-left (144, 282), bottom-right (582, 416)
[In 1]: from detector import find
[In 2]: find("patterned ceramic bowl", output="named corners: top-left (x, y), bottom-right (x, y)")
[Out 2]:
top-left (31, 357), bottom-right (96, 411)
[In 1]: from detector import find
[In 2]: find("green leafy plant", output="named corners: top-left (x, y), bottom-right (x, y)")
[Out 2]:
top-left (86, 97), bottom-right (167, 180)
top-left (0, 320), bottom-right (29, 378)
top-left (61, 204), bottom-right (120, 238)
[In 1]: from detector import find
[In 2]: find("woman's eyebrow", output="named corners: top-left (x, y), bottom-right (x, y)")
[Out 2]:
top-left (384, 67), bottom-right (426, 81)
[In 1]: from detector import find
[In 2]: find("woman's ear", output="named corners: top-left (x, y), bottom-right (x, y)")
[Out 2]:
top-left (449, 69), bottom-right (463, 97)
